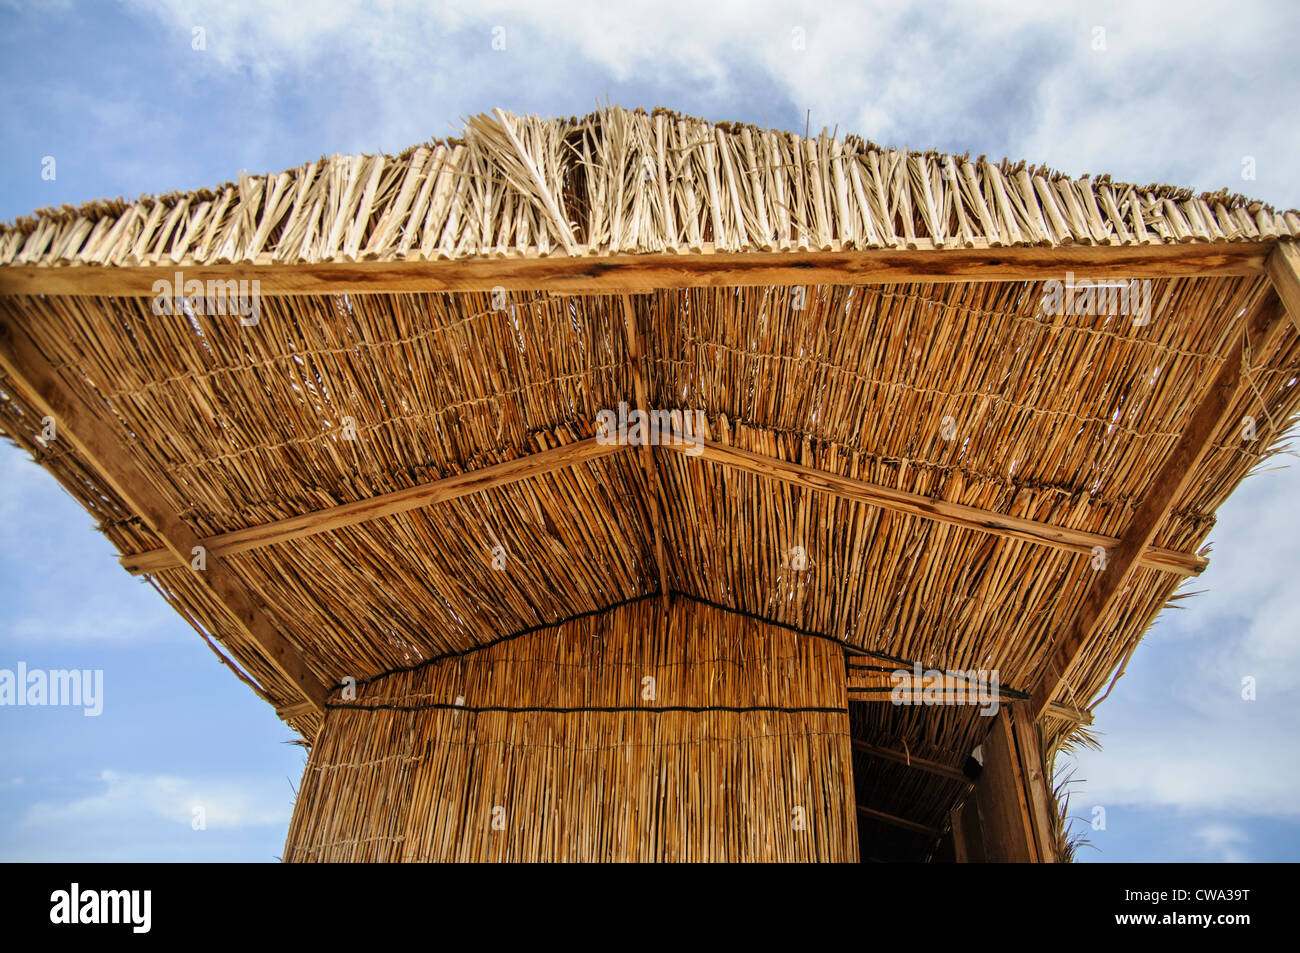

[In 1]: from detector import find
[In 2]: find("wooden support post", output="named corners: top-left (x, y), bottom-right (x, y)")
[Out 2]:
top-left (0, 314), bottom-right (329, 712)
top-left (952, 709), bottom-right (1053, 861)
top-left (1009, 706), bottom-right (1058, 862)
top-left (1030, 292), bottom-right (1291, 719)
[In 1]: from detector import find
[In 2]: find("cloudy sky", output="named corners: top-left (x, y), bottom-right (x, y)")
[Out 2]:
top-left (0, 0), bottom-right (1297, 862)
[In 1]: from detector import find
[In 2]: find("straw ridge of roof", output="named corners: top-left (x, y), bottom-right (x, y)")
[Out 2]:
top-left (4, 106), bottom-right (1298, 268)
top-left (285, 598), bottom-right (857, 862)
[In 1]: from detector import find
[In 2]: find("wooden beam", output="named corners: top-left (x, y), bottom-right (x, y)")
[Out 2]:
top-left (665, 438), bottom-right (1205, 576)
top-left (851, 739), bottom-right (970, 784)
top-left (848, 689), bottom-right (1090, 726)
top-left (122, 421), bottom-right (1205, 581)
top-left (1008, 706), bottom-right (1058, 863)
top-left (619, 294), bottom-right (670, 611)
top-left (121, 437), bottom-right (627, 574)
top-left (1043, 702), bottom-right (1093, 725)
top-left (0, 240), bottom-right (1270, 298)
top-left (856, 804), bottom-right (941, 837)
top-left (999, 710), bottom-right (1047, 862)
top-left (0, 313), bottom-right (330, 712)
top-left (1266, 242), bottom-right (1300, 333)
top-left (949, 805), bottom-right (970, 863)
top-left (1030, 292), bottom-right (1292, 719)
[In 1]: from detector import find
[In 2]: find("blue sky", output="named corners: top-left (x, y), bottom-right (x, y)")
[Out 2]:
top-left (0, 0), bottom-right (1297, 862)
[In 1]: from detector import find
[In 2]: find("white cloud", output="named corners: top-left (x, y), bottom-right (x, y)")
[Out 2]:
top-left (22, 769), bottom-right (290, 830)
top-left (1193, 822), bottom-right (1250, 862)
top-left (116, 1), bottom-right (1300, 206)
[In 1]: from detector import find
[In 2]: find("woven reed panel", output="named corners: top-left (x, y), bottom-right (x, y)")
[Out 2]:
top-left (283, 598), bottom-right (857, 861)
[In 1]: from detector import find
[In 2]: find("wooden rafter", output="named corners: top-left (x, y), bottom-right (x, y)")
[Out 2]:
top-left (664, 438), bottom-right (1206, 576)
top-left (0, 239), bottom-right (1271, 298)
top-left (0, 314), bottom-right (329, 712)
top-left (1029, 291), bottom-right (1291, 719)
top-left (121, 437), bottom-right (626, 574)
top-left (851, 739), bottom-right (970, 785)
top-left (121, 431), bottom-right (1208, 581)
top-left (619, 294), bottom-right (670, 611)
top-left (120, 432), bottom-right (1206, 577)
top-left (856, 804), bottom-right (941, 837)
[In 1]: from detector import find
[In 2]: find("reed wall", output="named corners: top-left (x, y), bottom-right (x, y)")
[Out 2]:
top-left (283, 598), bottom-right (858, 861)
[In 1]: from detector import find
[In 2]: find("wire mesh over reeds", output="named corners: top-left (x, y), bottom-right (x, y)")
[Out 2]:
top-left (283, 598), bottom-right (857, 862)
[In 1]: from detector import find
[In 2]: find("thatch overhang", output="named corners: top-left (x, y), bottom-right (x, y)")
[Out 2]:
top-left (2, 107), bottom-right (1298, 860)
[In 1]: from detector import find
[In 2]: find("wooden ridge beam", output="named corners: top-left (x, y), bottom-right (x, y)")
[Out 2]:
top-left (0, 313), bottom-right (329, 712)
top-left (1030, 292), bottom-right (1292, 719)
top-left (856, 804), bottom-right (942, 837)
top-left (121, 437), bottom-right (627, 574)
top-left (665, 437), bottom-right (1206, 576)
top-left (851, 739), bottom-right (970, 784)
top-left (0, 239), bottom-right (1271, 298)
top-left (620, 294), bottom-right (670, 612)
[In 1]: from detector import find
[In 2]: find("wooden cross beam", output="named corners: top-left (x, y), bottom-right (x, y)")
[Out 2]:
top-left (663, 438), bottom-right (1206, 576)
top-left (1029, 290), bottom-right (1291, 719)
top-left (120, 437), bottom-right (625, 574)
top-left (0, 239), bottom-right (1271, 298)
top-left (856, 804), bottom-right (942, 837)
top-left (118, 434), bottom-right (1206, 577)
top-left (0, 313), bottom-right (330, 713)
top-left (851, 739), bottom-right (970, 785)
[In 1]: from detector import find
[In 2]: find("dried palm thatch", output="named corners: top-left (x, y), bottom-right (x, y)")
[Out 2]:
top-left (1, 107), bottom-right (1297, 861)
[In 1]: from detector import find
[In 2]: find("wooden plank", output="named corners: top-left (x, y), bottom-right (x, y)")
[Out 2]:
top-left (0, 314), bottom-right (330, 712)
top-left (1010, 706), bottom-right (1058, 863)
top-left (972, 710), bottom-right (1035, 862)
top-left (620, 294), bottom-right (670, 612)
top-left (1030, 292), bottom-right (1291, 718)
top-left (850, 689), bottom-right (1089, 725)
top-left (956, 796), bottom-right (986, 862)
top-left (0, 239), bottom-right (1271, 297)
top-left (1266, 241), bottom-right (1300, 332)
top-left (856, 804), bottom-right (941, 837)
top-left (121, 437), bottom-right (627, 574)
top-left (851, 739), bottom-right (970, 784)
top-left (667, 438), bottom-right (1205, 576)
top-left (949, 806), bottom-right (970, 863)
top-left (998, 710), bottom-right (1044, 862)
top-left (1044, 702), bottom-right (1093, 725)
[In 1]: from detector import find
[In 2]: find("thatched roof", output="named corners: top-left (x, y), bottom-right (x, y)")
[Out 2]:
top-left (1, 107), bottom-right (1297, 854)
